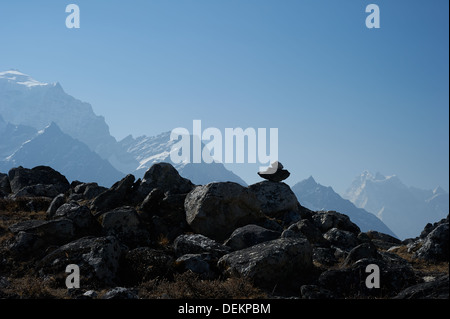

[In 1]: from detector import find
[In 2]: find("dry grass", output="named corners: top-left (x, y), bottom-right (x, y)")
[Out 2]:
top-left (0, 207), bottom-right (47, 246)
top-left (1, 276), bottom-right (68, 299)
top-left (138, 271), bottom-right (267, 299)
top-left (388, 245), bottom-right (449, 274)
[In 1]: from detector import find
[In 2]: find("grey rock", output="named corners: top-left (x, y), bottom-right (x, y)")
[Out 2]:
top-left (323, 228), bottom-right (358, 251)
top-left (8, 166), bottom-right (70, 194)
top-left (102, 287), bottom-right (138, 299)
top-left (414, 223), bottom-right (449, 262)
top-left (46, 193), bottom-right (66, 218)
top-left (312, 247), bottom-right (341, 266)
top-left (282, 219), bottom-right (326, 245)
top-left (135, 163), bottom-right (194, 203)
top-left (12, 184), bottom-right (60, 198)
top-left (73, 182), bottom-right (108, 200)
top-left (343, 242), bottom-right (381, 267)
top-left (366, 230), bottom-right (401, 250)
top-left (176, 254), bottom-right (213, 277)
top-left (38, 236), bottom-right (123, 286)
top-left (185, 182), bottom-right (264, 241)
top-left (140, 188), bottom-right (189, 227)
top-left (318, 258), bottom-right (418, 298)
top-left (174, 234), bottom-right (230, 258)
top-left (218, 238), bottom-right (313, 288)
top-left (247, 181), bottom-right (300, 218)
top-left (394, 274), bottom-right (449, 299)
top-left (101, 206), bottom-right (150, 247)
top-left (225, 224), bottom-right (280, 251)
top-left (8, 231), bottom-right (45, 256)
top-left (82, 290), bottom-right (98, 299)
top-left (257, 161), bottom-right (290, 182)
top-left (54, 202), bottom-right (98, 236)
top-left (9, 218), bottom-right (75, 246)
top-left (312, 211), bottom-right (361, 233)
top-left (90, 174), bottom-right (135, 213)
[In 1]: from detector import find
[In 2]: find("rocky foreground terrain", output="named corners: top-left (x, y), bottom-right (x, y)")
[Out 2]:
top-left (0, 164), bottom-right (448, 299)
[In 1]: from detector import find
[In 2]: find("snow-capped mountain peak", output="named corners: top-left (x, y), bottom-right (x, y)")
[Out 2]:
top-left (344, 171), bottom-right (449, 239)
top-left (0, 70), bottom-right (49, 88)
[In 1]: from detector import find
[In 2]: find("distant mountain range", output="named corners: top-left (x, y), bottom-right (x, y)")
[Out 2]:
top-left (344, 171), bottom-right (449, 239)
top-left (0, 70), bottom-right (245, 187)
top-left (292, 176), bottom-right (396, 237)
top-left (1, 70), bottom-right (447, 239)
top-left (0, 118), bottom-right (124, 187)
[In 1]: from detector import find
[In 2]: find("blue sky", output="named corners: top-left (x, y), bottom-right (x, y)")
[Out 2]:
top-left (0, 0), bottom-right (448, 194)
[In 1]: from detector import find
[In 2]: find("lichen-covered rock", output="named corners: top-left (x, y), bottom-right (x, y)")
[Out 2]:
top-left (134, 163), bottom-right (194, 204)
top-left (312, 211), bottom-right (361, 234)
top-left (8, 166), bottom-right (70, 194)
top-left (174, 234), bottom-right (230, 258)
top-left (323, 228), bottom-right (359, 250)
top-left (185, 182), bottom-right (264, 241)
top-left (414, 223), bottom-right (449, 262)
top-left (38, 236), bottom-right (123, 286)
top-left (9, 218), bottom-right (75, 247)
top-left (318, 258), bottom-right (418, 298)
top-left (247, 181), bottom-right (300, 219)
top-left (218, 238), bottom-right (313, 288)
top-left (46, 193), bottom-right (66, 218)
top-left (90, 174), bottom-right (135, 213)
top-left (100, 206), bottom-right (150, 247)
top-left (53, 202), bottom-right (99, 237)
top-left (394, 274), bottom-right (449, 299)
top-left (225, 224), bottom-right (280, 251)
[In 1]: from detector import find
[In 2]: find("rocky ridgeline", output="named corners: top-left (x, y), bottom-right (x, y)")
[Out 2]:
top-left (0, 164), bottom-right (448, 299)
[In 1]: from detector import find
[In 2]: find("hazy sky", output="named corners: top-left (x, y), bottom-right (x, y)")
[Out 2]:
top-left (0, 0), bottom-right (448, 194)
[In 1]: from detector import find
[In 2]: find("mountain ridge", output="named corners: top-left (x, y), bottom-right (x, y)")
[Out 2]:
top-left (344, 171), bottom-right (449, 239)
top-left (292, 176), bottom-right (397, 237)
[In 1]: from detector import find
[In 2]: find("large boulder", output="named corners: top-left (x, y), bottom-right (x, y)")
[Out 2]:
top-left (342, 242), bottom-right (381, 267)
top-left (323, 228), bottom-right (359, 251)
top-left (140, 188), bottom-right (190, 240)
top-left (247, 181), bottom-right (300, 221)
top-left (9, 218), bottom-right (75, 244)
top-left (185, 182), bottom-right (265, 241)
top-left (8, 219), bottom-right (75, 257)
top-left (100, 206), bottom-right (150, 247)
top-left (312, 211), bottom-right (361, 234)
top-left (90, 174), bottom-right (135, 213)
top-left (37, 236), bottom-right (123, 287)
top-left (218, 238), bottom-right (313, 288)
top-left (8, 166), bottom-right (70, 194)
top-left (414, 223), bottom-right (449, 262)
top-left (11, 184), bottom-right (60, 199)
top-left (46, 194), bottom-right (66, 218)
top-left (135, 163), bottom-right (195, 203)
top-left (224, 224), bottom-right (280, 251)
top-left (281, 219), bottom-right (326, 245)
top-left (53, 202), bottom-right (99, 236)
top-left (73, 182), bottom-right (108, 200)
top-left (318, 258), bottom-right (419, 298)
top-left (174, 234), bottom-right (230, 258)
top-left (366, 230), bottom-right (402, 250)
top-left (394, 274), bottom-right (449, 299)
